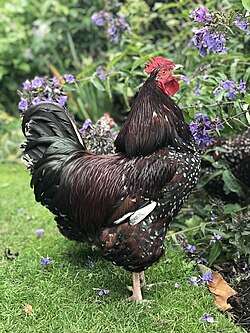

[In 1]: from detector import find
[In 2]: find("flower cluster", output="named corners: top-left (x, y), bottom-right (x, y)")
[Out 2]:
top-left (91, 11), bottom-right (111, 26)
top-left (174, 233), bottom-right (197, 254)
top-left (234, 17), bottom-right (250, 34)
top-left (96, 66), bottom-right (115, 81)
top-left (192, 27), bottom-right (227, 58)
top-left (190, 7), bottom-right (211, 23)
top-left (190, 7), bottom-right (250, 57)
top-left (213, 79), bottom-right (246, 100)
top-left (18, 74), bottom-right (75, 112)
top-left (91, 11), bottom-right (131, 44)
top-left (188, 272), bottom-right (214, 286)
top-left (79, 113), bottom-right (118, 155)
top-left (189, 113), bottom-right (224, 150)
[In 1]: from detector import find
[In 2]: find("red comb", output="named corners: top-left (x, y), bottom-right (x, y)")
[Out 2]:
top-left (144, 56), bottom-right (175, 73)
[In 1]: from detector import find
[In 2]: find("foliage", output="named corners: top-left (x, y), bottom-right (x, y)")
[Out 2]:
top-left (1, 0), bottom-right (250, 271)
top-left (169, 197), bottom-right (250, 269)
top-left (0, 111), bottom-right (22, 163)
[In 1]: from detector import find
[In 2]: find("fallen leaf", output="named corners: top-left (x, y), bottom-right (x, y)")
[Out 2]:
top-left (208, 273), bottom-right (237, 310)
top-left (24, 304), bottom-right (34, 315)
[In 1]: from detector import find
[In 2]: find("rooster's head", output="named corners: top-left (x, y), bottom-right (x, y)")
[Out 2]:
top-left (145, 56), bottom-right (183, 96)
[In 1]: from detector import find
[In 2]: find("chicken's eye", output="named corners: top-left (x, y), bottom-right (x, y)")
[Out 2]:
top-left (161, 70), bottom-right (167, 75)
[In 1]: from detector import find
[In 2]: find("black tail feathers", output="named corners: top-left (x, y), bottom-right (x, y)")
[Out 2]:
top-left (21, 101), bottom-right (85, 170)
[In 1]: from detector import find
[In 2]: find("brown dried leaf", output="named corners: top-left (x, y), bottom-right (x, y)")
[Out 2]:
top-left (208, 273), bottom-right (237, 310)
top-left (24, 304), bottom-right (34, 315)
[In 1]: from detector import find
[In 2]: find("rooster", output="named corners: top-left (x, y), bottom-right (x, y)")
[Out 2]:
top-left (21, 57), bottom-right (201, 301)
top-left (201, 129), bottom-right (250, 202)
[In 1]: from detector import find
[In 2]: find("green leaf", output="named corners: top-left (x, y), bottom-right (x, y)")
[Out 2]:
top-left (222, 170), bottom-right (242, 195)
top-left (245, 111), bottom-right (250, 125)
top-left (107, 51), bottom-right (127, 71)
top-left (197, 264), bottom-right (212, 276)
top-left (244, 93), bottom-right (250, 104)
top-left (224, 203), bottom-right (242, 214)
top-left (208, 242), bottom-right (222, 266)
top-left (197, 170), bottom-right (223, 188)
top-left (230, 61), bottom-right (237, 81)
top-left (90, 76), bottom-right (105, 91)
top-left (104, 76), bottom-right (112, 100)
top-left (242, 0), bottom-right (250, 11)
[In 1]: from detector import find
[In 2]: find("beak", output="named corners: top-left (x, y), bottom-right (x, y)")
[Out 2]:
top-left (174, 64), bottom-right (183, 70)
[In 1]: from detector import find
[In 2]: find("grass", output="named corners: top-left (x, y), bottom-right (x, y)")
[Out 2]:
top-left (0, 163), bottom-right (246, 333)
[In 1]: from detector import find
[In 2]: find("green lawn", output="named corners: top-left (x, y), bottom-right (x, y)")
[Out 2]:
top-left (0, 163), bottom-right (245, 333)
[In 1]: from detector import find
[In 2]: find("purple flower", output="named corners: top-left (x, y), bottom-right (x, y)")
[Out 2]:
top-left (213, 115), bottom-right (224, 131)
top-left (180, 76), bottom-right (191, 85)
top-left (185, 244), bottom-right (196, 253)
top-left (98, 289), bottom-right (109, 296)
top-left (210, 234), bottom-right (222, 244)
top-left (64, 74), bottom-right (75, 84)
top-left (23, 80), bottom-right (32, 90)
top-left (221, 80), bottom-right (235, 91)
top-left (211, 211), bottom-right (216, 224)
top-left (227, 89), bottom-right (237, 100)
top-left (79, 119), bottom-right (92, 133)
top-left (189, 276), bottom-right (198, 286)
top-left (18, 207), bottom-right (24, 213)
top-left (234, 17), bottom-right (250, 34)
top-left (196, 257), bottom-right (207, 264)
top-left (200, 313), bottom-right (214, 323)
top-left (91, 11), bottom-right (111, 26)
top-left (192, 27), bottom-right (227, 57)
top-left (31, 77), bottom-right (45, 89)
top-left (32, 97), bottom-right (42, 105)
top-left (96, 66), bottom-right (114, 81)
top-left (18, 98), bottom-right (29, 111)
top-left (174, 283), bottom-right (181, 288)
top-left (41, 256), bottom-right (51, 267)
top-left (194, 114), bottom-right (211, 127)
top-left (189, 122), bottom-right (198, 135)
top-left (190, 114), bottom-right (223, 150)
top-left (203, 74), bottom-right (209, 80)
top-left (56, 95), bottom-right (68, 106)
top-left (238, 80), bottom-right (246, 93)
top-left (190, 7), bottom-right (210, 23)
top-left (200, 272), bottom-right (214, 284)
top-left (213, 86), bottom-right (222, 95)
top-left (34, 229), bottom-right (45, 238)
top-left (108, 15), bottom-right (131, 44)
top-left (53, 77), bottom-right (60, 86)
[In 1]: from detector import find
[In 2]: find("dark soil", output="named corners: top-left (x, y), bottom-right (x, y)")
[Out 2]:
top-left (214, 259), bottom-right (250, 332)
top-left (229, 277), bottom-right (250, 332)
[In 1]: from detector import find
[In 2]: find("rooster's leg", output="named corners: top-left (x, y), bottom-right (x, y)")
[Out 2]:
top-left (128, 272), bottom-right (143, 301)
top-left (140, 271), bottom-right (146, 288)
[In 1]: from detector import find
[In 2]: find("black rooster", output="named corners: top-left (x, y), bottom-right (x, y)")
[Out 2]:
top-left (21, 57), bottom-right (201, 301)
top-left (201, 129), bottom-right (250, 202)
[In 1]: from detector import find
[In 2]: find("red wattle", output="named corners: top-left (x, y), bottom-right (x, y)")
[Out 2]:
top-left (164, 79), bottom-right (180, 96)
top-left (157, 79), bottom-right (180, 96)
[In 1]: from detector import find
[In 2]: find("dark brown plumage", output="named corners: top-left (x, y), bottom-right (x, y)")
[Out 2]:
top-left (21, 59), bottom-right (200, 301)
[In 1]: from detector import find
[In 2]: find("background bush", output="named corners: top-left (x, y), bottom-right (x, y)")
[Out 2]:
top-left (1, 0), bottom-right (249, 268)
